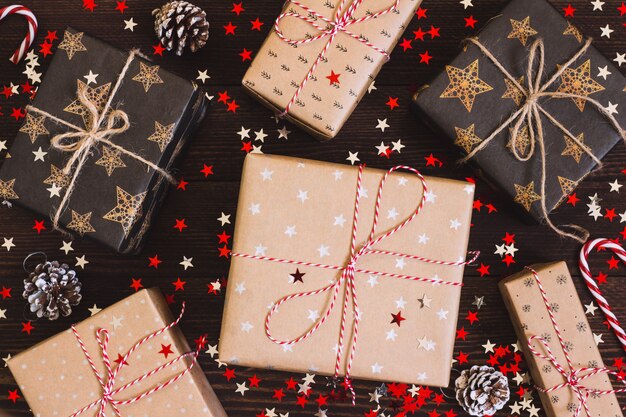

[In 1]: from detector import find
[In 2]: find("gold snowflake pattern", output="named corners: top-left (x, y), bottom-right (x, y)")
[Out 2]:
top-left (147, 121), bottom-right (175, 152)
top-left (507, 125), bottom-right (531, 157)
top-left (514, 181), bottom-right (541, 212)
top-left (556, 60), bottom-right (605, 112)
top-left (95, 146), bottom-right (126, 176)
top-left (66, 210), bottom-right (96, 235)
top-left (0, 179), bottom-right (18, 200)
top-left (64, 80), bottom-right (112, 130)
top-left (58, 30), bottom-right (87, 60)
top-left (132, 62), bottom-right (164, 92)
top-left (454, 124), bottom-right (482, 153)
top-left (561, 133), bottom-right (590, 163)
top-left (507, 17), bottom-right (538, 46)
top-left (19, 114), bottom-right (49, 143)
top-left (43, 165), bottom-right (71, 189)
top-left (563, 21), bottom-right (583, 43)
top-left (558, 176), bottom-right (578, 196)
top-left (103, 186), bottom-right (147, 236)
top-left (502, 76), bottom-right (525, 106)
top-left (440, 60), bottom-right (493, 112)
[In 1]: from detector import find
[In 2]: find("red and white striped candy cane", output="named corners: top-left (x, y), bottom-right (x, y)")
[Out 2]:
top-left (579, 238), bottom-right (626, 351)
top-left (0, 4), bottom-right (37, 64)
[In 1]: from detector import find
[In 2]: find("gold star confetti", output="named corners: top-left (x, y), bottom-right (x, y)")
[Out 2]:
top-left (66, 210), bottom-right (96, 235)
top-left (507, 16), bottom-right (538, 46)
top-left (561, 133), bottom-right (590, 163)
top-left (58, 30), bottom-right (87, 60)
top-left (43, 165), bottom-right (71, 189)
top-left (454, 124), bottom-right (482, 153)
top-left (0, 179), bottom-right (18, 200)
top-left (64, 80), bottom-right (112, 130)
top-left (103, 186), bottom-right (147, 236)
top-left (95, 146), bottom-right (126, 176)
top-left (563, 21), bottom-right (583, 43)
top-left (132, 62), bottom-right (163, 92)
top-left (514, 181), bottom-right (541, 212)
top-left (440, 60), bottom-right (493, 112)
top-left (19, 114), bottom-right (49, 143)
top-left (557, 60), bottom-right (605, 112)
top-left (558, 176), bottom-right (578, 196)
top-left (502, 76), bottom-right (525, 106)
top-left (147, 121), bottom-right (175, 152)
top-left (507, 125), bottom-right (531, 157)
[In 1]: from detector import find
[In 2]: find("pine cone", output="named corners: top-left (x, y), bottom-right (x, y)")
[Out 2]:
top-left (23, 260), bottom-right (82, 321)
top-left (152, 1), bottom-right (209, 56)
top-left (455, 365), bottom-right (510, 417)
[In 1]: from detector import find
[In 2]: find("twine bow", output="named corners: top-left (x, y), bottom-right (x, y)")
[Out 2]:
top-left (69, 302), bottom-right (202, 417)
top-left (274, 0), bottom-right (399, 116)
top-left (25, 50), bottom-right (176, 232)
top-left (525, 267), bottom-right (626, 417)
top-left (461, 37), bottom-right (626, 243)
top-left (232, 165), bottom-right (479, 403)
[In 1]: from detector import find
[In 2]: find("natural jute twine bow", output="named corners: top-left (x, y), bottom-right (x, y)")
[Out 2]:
top-left (461, 37), bottom-right (626, 243)
top-left (25, 50), bottom-right (175, 232)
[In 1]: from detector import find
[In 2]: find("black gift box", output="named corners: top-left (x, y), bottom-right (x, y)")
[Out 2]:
top-left (0, 28), bottom-right (207, 253)
top-left (413, 0), bottom-right (626, 224)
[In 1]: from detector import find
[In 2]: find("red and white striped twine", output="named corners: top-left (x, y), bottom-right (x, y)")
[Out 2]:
top-left (579, 238), bottom-right (626, 351)
top-left (69, 302), bottom-right (202, 417)
top-left (525, 266), bottom-right (626, 417)
top-left (0, 5), bottom-right (37, 64)
top-left (274, 0), bottom-right (399, 116)
top-left (232, 165), bottom-right (479, 403)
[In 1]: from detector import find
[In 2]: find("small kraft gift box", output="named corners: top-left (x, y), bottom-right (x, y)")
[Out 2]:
top-left (242, 0), bottom-right (423, 141)
top-left (8, 288), bottom-right (227, 417)
top-left (413, 0), bottom-right (626, 242)
top-left (0, 28), bottom-right (208, 254)
top-left (219, 153), bottom-right (477, 396)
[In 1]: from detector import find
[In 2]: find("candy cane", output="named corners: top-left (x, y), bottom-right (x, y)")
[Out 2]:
top-left (0, 5), bottom-right (38, 64)
top-left (579, 238), bottom-right (626, 351)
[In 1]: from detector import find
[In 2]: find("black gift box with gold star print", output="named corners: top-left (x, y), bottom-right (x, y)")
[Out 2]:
top-left (0, 28), bottom-right (208, 254)
top-left (413, 0), bottom-right (626, 223)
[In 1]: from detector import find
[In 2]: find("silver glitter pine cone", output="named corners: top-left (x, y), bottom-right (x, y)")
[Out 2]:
top-left (455, 365), bottom-right (510, 417)
top-left (152, 1), bottom-right (209, 56)
top-left (23, 260), bottom-right (82, 321)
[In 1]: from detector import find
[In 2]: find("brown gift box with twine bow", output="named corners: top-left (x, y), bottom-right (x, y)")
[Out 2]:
top-left (0, 28), bottom-right (208, 254)
top-left (219, 154), bottom-right (476, 389)
top-left (242, 0), bottom-right (422, 141)
top-left (413, 0), bottom-right (626, 242)
top-left (499, 262), bottom-right (623, 417)
top-left (8, 289), bottom-right (227, 417)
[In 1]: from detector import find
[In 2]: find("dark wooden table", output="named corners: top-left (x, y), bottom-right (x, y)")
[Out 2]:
top-left (0, 0), bottom-right (625, 416)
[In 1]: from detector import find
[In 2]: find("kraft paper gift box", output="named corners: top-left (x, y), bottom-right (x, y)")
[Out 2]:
top-left (242, 0), bottom-right (422, 141)
top-left (499, 262), bottom-right (623, 417)
top-left (0, 28), bottom-right (208, 254)
top-left (219, 153), bottom-right (476, 386)
top-left (8, 289), bottom-right (227, 417)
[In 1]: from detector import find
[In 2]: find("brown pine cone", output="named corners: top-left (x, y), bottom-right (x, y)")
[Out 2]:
top-left (23, 260), bottom-right (82, 321)
top-left (152, 1), bottom-right (209, 56)
top-left (455, 365), bottom-right (510, 416)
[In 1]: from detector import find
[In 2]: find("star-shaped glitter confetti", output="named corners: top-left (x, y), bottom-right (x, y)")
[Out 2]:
top-left (513, 181), bottom-right (541, 211)
top-left (103, 186), bottom-right (146, 236)
top-left (561, 133), bottom-right (590, 163)
top-left (147, 121), bottom-right (175, 152)
top-left (132, 62), bottom-right (164, 92)
top-left (440, 59), bottom-right (493, 112)
top-left (19, 114), bottom-right (49, 143)
top-left (557, 60), bottom-right (605, 112)
top-left (507, 17), bottom-right (538, 46)
top-left (66, 210), bottom-right (96, 235)
top-left (454, 124), bottom-right (482, 153)
top-left (95, 146), bottom-right (126, 176)
top-left (43, 165), bottom-right (71, 189)
top-left (64, 80), bottom-right (112, 130)
top-left (563, 21), bottom-right (583, 43)
top-left (0, 179), bottom-right (19, 200)
top-left (502, 76), bottom-right (525, 106)
top-left (58, 30), bottom-right (87, 60)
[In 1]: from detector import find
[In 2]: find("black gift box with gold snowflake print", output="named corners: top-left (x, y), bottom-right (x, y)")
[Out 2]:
top-left (413, 0), bottom-right (626, 224)
top-left (0, 28), bottom-right (208, 254)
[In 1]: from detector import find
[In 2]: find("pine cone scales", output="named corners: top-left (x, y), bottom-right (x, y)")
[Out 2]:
top-left (23, 261), bottom-right (82, 321)
top-left (455, 365), bottom-right (510, 417)
top-left (153, 1), bottom-right (209, 56)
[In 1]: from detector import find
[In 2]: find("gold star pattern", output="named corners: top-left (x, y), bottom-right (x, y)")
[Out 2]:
top-left (19, 114), bottom-right (49, 143)
top-left (66, 210), bottom-right (96, 235)
top-left (147, 121), bottom-right (176, 152)
top-left (514, 181), bottom-right (541, 212)
top-left (506, 125), bottom-right (531, 157)
top-left (440, 60), bottom-right (493, 112)
top-left (43, 165), bottom-right (71, 189)
top-left (454, 124), bottom-right (482, 153)
top-left (502, 76), bottom-right (525, 106)
top-left (132, 62), bottom-right (164, 92)
top-left (0, 179), bottom-right (19, 200)
top-left (507, 17), bottom-right (538, 46)
top-left (95, 146), bottom-right (126, 176)
top-left (58, 30), bottom-right (87, 60)
top-left (561, 133), bottom-right (590, 163)
top-left (556, 60), bottom-right (605, 112)
top-left (563, 21), bottom-right (583, 43)
top-left (103, 186), bottom-right (147, 236)
top-left (558, 176), bottom-right (578, 196)
top-left (64, 80), bottom-right (112, 130)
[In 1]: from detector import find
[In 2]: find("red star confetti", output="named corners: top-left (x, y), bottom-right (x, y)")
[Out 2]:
top-left (148, 255), bottom-right (162, 269)
top-left (130, 278), bottom-right (143, 291)
top-left (224, 22), bottom-right (237, 35)
top-left (159, 344), bottom-right (174, 358)
top-left (7, 389), bottom-right (20, 403)
top-left (21, 321), bottom-right (34, 335)
top-left (32, 220), bottom-right (46, 234)
top-left (231, 2), bottom-right (244, 15)
top-left (386, 96), bottom-right (399, 110)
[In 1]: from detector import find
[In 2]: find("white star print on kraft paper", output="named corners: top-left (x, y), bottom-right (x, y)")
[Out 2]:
top-left (219, 154), bottom-right (478, 396)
